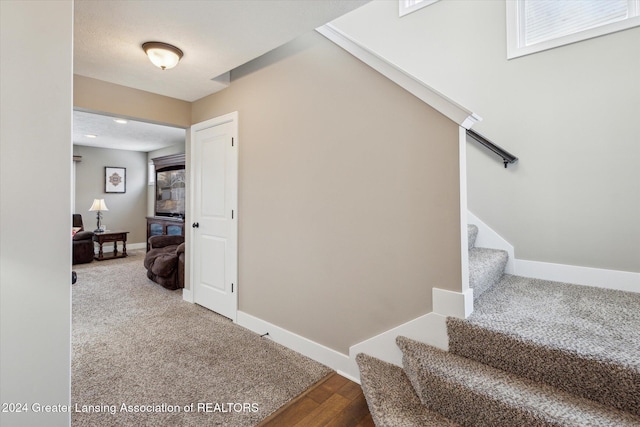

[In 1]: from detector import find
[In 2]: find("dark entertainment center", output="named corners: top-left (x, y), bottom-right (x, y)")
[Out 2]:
top-left (146, 153), bottom-right (185, 250)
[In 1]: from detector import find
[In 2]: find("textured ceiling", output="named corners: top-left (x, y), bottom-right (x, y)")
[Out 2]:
top-left (74, 0), bottom-right (369, 102)
top-left (73, 110), bottom-right (186, 152)
top-left (73, 0), bottom-right (369, 152)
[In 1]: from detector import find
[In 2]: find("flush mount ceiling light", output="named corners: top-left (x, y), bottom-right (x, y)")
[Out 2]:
top-left (142, 41), bottom-right (183, 70)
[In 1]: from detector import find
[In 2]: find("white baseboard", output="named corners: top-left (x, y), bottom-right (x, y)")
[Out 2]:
top-left (335, 369), bottom-right (361, 385)
top-left (236, 311), bottom-right (354, 378)
top-left (235, 283), bottom-right (469, 383)
top-left (226, 218), bottom-right (637, 391)
top-left (233, 309), bottom-right (451, 384)
top-left (467, 211), bottom-right (638, 293)
top-left (515, 259), bottom-right (639, 293)
top-left (182, 288), bottom-right (193, 302)
top-left (348, 312), bottom-right (448, 381)
top-left (128, 242), bottom-right (146, 250)
top-left (347, 285), bottom-right (471, 381)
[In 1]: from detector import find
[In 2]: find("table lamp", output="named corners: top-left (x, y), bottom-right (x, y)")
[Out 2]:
top-left (89, 198), bottom-right (109, 232)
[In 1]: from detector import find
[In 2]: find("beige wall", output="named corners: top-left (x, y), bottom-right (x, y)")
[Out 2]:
top-left (333, 0), bottom-right (640, 273)
top-left (1, 1), bottom-right (72, 426)
top-left (74, 75), bottom-right (191, 128)
top-left (193, 32), bottom-right (461, 354)
top-left (74, 145), bottom-right (148, 244)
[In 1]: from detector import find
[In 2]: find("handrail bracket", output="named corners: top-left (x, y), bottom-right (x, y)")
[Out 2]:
top-left (466, 129), bottom-right (518, 168)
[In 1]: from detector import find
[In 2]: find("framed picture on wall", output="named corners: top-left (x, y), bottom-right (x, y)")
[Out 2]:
top-left (105, 167), bottom-right (126, 193)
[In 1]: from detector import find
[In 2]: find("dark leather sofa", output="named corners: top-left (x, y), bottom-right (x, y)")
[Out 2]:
top-left (73, 214), bottom-right (94, 265)
top-left (144, 235), bottom-right (185, 290)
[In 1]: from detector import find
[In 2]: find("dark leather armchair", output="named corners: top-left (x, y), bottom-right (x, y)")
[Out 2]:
top-left (73, 214), bottom-right (94, 265)
top-left (144, 235), bottom-right (185, 290)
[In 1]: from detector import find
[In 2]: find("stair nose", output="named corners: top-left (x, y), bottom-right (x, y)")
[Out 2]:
top-left (467, 224), bottom-right (478, 250)
top-left (447, 276), bottom-right (640, 417)
top-left (396, 336), bottom-right (640, 427)
top-left (356, 353), bottom-right (460, 426)
top-left (469, 247), bottom-right (508, 299)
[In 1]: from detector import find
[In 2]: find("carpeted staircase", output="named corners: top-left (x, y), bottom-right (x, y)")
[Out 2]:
top-left (356, 225), bottom-right (640, 426)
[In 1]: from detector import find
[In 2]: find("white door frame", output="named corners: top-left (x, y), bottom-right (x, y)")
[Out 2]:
top-left (184, 111), bottom-right (238, 322)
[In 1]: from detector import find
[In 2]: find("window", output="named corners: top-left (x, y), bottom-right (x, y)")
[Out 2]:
top-left (399, 0), bottom-right (439, 17)
top-left (507, 0), bottom-right (640, 59)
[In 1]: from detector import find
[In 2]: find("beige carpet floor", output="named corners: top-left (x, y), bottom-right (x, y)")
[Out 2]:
top-left (72, 250), bottom-right (332, 426)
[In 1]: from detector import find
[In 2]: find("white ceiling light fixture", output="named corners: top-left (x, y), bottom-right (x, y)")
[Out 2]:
top-left (142, 41), bottom-right (183, 70)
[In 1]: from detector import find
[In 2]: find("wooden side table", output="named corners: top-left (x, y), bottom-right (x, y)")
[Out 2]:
top-left (93, 231), bottom-right (129, 261)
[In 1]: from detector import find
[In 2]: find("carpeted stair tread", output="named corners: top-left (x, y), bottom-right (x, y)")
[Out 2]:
top-left (356, 353), bottom-right (460, 427)
top-left (468, 247), bottom-right (508, 299)
top-left (397, 336), bottom-right (640, 427)
top-left (448, 274), bottom-right (640, 416)
top-left (467, 224), bottom-right (478, 250)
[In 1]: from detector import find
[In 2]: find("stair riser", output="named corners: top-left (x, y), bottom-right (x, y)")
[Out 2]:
top-left (403, 367), bottom-right (555, 427)
top-left (401, 348), bottom-right (557, 426)
top-left (468, 248), bottom-right (508, 299)
top-left (356, 354), bottom-right (460, 427)
top-left (447, 319), bottom-right (640, 417)
top-left (398, 336), bottom-right (640, 427)
top-left (467, 225), bottom-right (478, 250)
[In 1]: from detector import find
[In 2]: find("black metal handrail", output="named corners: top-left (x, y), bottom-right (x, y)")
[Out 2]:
top-left (466, 129), bottom-right (518, 168)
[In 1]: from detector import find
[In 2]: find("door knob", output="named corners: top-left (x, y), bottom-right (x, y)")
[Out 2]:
top-left (192, 222), bottom-right (199, 228)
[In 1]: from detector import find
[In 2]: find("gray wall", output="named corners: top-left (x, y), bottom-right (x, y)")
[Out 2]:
top-left (333, 0), bottom-right (640, 273)
top-left (74, 145), bottom-right (148, 245)
top-left (1, 1), bottom-right (72, 426)
top-left (193, 31), bottom-right (461, 354)
top-left (73, 78), bottom-right (189, 225)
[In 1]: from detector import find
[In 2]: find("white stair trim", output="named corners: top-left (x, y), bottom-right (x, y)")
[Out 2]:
top-left (348, 285), bottom-right (472, 379)
top-left (349, 131), bottom-right (472, 378)
top-left (468, 211), bottom-right (638, 293)
top-left (314, 25), bottom-right (476, 379)
top-left (459, 128), bottom-right (471, 291)
top-left (514, 259), bottom-right (639, 293)
top-left (316, 24), bottom-right (482, 130)
top-left (433, 287), bottom-right (474, 319)
top-left (348, 312), bottom-right (448, 382)
top-left (235, 283), bottom-right (466, 383)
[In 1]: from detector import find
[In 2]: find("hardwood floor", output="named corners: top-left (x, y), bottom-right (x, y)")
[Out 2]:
top-left (258, 372), bottom-right (374, 427)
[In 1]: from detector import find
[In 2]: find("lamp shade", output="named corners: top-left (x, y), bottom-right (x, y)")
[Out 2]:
top-left (89, 198), bottom-right (109, 212)
top-left (142, 42), bottom-right (183, 70)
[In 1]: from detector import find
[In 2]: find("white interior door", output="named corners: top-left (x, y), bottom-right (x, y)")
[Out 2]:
top-left (191, 112), bottom-right (238, 320)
